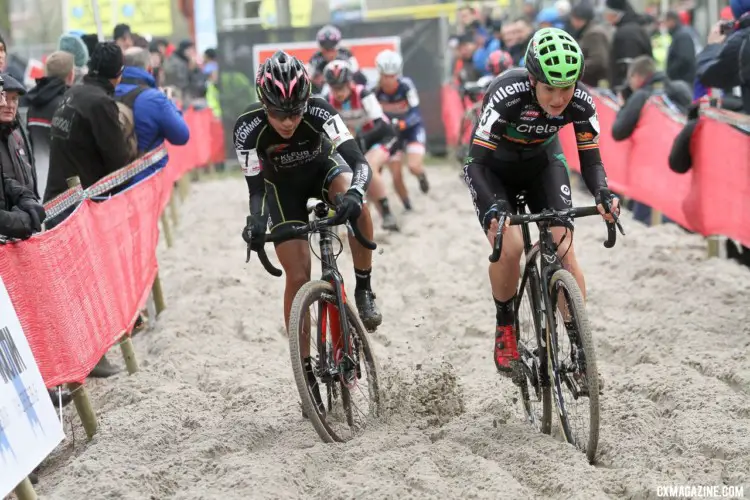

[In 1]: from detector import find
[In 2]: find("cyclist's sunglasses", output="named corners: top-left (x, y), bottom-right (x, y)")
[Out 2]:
top-left (266, 106), bottom-right (306, 121)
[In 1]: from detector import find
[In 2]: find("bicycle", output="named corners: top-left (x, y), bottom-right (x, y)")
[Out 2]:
top-left (246, 197), bottom-right (381, 443)
top-left (489, 191), bottom-right (624, 464)
top-left (454, 80), bottom-right (489, 167)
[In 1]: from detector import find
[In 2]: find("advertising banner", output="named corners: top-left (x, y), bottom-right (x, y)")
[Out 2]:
top-left (0, 277), bottom-right (64, 497)
top-left (218, 18), bottom-right (448, 156)
top-left (64, 0), bottom-right (173, 37)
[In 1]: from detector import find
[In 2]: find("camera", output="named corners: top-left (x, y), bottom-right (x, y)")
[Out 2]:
top-left (719, 20), bottom-right (735, 35)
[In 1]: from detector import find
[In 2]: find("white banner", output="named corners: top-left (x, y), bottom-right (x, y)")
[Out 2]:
top-left (0, 276), bottom-right (65, 497)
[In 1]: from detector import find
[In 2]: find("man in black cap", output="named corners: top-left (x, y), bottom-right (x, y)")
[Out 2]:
top-left (603, 0), bottom-right (653, 91)
top-left (570, 2), bottom-right (613, 87)
top-left (0, 74), bottom-right (37, 199)
top-left (45, 41), bottom-right (130, 205)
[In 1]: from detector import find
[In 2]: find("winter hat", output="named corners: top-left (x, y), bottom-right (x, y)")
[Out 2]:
top-left (537, 6), bottom-right (563, 25)
top-left (58, 33), bottom-right (89, 68)
top-left (730, 0), bottom-right (750, 20)
top-left (605, 0), bottom-right (628, 13)
top-left (80, 34), bottom-right (100, 59)
top-left (87, 42), bottom-right (124, 79)
top-left (1, 74), bottom-right (26, 95)
top-left (555, 0), bottom-right (572, 17)
top-left (571, 2), bottom-right (595, 21)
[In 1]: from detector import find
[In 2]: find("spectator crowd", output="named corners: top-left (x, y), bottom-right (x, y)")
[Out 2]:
top-left (449, 0), bottom-right (750, 265)
top-left (0, 24), bottom-right (225, 484)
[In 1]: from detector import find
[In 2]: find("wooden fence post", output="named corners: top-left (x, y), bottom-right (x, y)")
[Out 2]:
top-left (160, 213), bottom-right (173, 248)
top-left (152, 272), bottom-right (166, 316)
top-left (650, 209), bottom-right (662, 226)
top-left (706, 236), bottom-right (721, 258)
top-left (168, 193), bottom-right (179, 227)
top-left (178, 176), bottom-right (190, 201)
top-left (65, 382), bottom-right (97, 439)
top-left (13, 477), bottom-right (37, 500)
top-left (119, 334), bottom-right (138, 374)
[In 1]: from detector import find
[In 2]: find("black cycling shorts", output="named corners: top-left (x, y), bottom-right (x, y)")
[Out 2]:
top-left (463, 136), bottom-right (574, 230)
top-left (264, 153), bottom-right (352, 241)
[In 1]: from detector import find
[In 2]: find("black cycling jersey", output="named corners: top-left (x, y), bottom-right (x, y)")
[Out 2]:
top-left (467, 68), bottom-right (607, 196)
top-left (233, 97), bottom-right (372, 220)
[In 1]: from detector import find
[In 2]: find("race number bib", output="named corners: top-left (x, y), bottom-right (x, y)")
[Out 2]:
top-left (476, 107), bottom-right (500, 140)
top-left (589, 113), bottom-right (600, 134)
top-left (322, 114), bottom-right (354, 147)
top-left (236, 149), bottom-right (261, 176)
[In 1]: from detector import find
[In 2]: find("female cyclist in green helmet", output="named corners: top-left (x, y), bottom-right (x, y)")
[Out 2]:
top-left (525, 27), bottom-right (586, 115)
top-left (462, 27), bottom-right (620, 375)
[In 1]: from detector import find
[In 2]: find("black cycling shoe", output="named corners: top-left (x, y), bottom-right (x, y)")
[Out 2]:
top-left (381, 212), bottom-right (400, 232)
top-left (355, 289), bottom-right (382, 332)
top-left (417, 173), bottom-right (430, 194)
top-left (301, 357), bottom-right (324, 419)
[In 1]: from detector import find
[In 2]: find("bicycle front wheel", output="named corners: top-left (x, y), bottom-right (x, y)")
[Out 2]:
top-left (546, 270), bottom-right (600, 463)
top-left (516, 255), bottom-right (552, 433)
top-left (288, 280), bottom-right (381, 443)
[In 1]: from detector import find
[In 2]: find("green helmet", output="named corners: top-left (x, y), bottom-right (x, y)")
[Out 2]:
top-left (524, 28), bottom-right (584, 87)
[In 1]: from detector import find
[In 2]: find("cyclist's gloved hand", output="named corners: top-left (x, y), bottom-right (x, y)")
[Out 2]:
top-left (595, 188), bottom-right (619, 222)
top-left (242, 214), bottom-right (267, 251)
top-left (483, 200), bottom-right (511, 237)
top-left (333, 187), bottom-right (364, 225)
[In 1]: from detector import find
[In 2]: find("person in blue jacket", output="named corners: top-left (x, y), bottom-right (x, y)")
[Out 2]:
top-left (115, 46), bottom-right (190, 184)
top-left (472, 21), bottom-right (504, 77)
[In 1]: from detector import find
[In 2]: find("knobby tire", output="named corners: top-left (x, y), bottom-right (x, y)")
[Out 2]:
top-left (288, 280), bottom-right (381, 443)
top-left (547, 269), bottom-right (601, 463)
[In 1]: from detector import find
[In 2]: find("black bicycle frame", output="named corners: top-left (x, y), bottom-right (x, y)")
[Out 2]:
top-left (516, 195), bottom-right (564, 391)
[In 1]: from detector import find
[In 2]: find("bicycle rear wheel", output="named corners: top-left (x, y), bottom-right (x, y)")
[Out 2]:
top-left (288, 280), bottom-right (381, 443)
top-left (515, 256), bottom-right (552, 434)
top-left (546, 270), bottom-right (600, 463)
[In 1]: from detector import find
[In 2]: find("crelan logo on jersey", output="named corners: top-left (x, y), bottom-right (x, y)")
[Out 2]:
top-left (489, 80), bottom-right (530, 105)
top-left (516, 123), bottom-right (562, 134)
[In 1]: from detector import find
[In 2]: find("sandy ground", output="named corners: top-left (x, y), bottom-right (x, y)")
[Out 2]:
top-left (36, 165), bottom-right (750, 500)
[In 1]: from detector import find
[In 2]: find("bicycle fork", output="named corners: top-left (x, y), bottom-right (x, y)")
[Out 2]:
top-left (319, 281), bottom-right (359, 387)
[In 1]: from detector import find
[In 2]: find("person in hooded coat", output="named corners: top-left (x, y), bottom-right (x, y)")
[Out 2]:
top-left (570, 2), bottom-right (613, 87)
top-left (23, 52), bottom-right (76, 197)
top-left (603, 0), bottom-right (653, 91)
top-left (162, 40), bottom-right (207, 105)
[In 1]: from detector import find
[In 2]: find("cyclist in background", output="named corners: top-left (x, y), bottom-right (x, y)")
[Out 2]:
top-left (309, 25), bottom-right (367, 93)
top-left (235, 52), bottom-right (383, 379)
top-left (323, 60), bottom-right (400, 232)
top-left (486, 50), bottom-right (515, 77)
top-left (373, 50), bottom-right (430, 212)
top-left (462, 28), bottom-right (619, 375)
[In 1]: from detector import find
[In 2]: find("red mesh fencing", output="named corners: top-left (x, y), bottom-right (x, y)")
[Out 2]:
top-left (0, 107), bottom-right (224, 387)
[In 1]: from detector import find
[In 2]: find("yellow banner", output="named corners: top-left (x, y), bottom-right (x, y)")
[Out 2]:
top-left (259, 0), bottom-right (313, 28)
top-left (65, 0), bottom-right (173, 37)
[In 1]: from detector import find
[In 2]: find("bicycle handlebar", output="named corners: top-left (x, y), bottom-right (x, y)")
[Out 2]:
top-left (489, 202), bottom-right (625, 263)
top-left (245, 199), bottom-right (377, 277)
